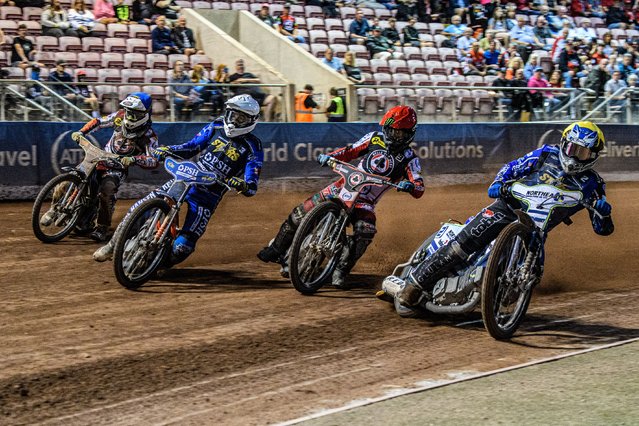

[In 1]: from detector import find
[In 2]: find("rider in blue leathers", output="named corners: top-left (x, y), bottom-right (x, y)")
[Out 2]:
top-left (393, 121), bottom-right (614, 308)
top-left (93, 94), bottom-right (264, 263)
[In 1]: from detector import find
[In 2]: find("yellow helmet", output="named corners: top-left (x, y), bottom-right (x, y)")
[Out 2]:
top-left (559, 121), bottom-right (605, 174)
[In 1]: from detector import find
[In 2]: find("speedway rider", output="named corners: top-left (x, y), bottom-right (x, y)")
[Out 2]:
top-left (386, 121), bottom-right (614, 312)
top-left (257, 105), bottom-right (425, 288)
top-left (93, 94), bottom-right (264, 264)
top-left (68, 92), bottom-right (159, 242)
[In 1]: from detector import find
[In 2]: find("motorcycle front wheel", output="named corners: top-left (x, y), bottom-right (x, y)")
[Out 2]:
top-left (289, 201), bottom-right (345, 295)
top-left (113, 198), bottom-right (172, 290)
top-left (481, 222), bottom-right (534, 340)
top-left (32, 173), bottom-right (86, 243)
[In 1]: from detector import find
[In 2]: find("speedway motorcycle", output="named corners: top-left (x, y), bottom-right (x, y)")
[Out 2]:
top-left (112, 155), bottom-right (231, 290)
top-left (32, 135), bottom-right (126, 243)
top-left (288, 158), bottom-right (400, 295)
top-left (381, 180), bottom-right (601, 340)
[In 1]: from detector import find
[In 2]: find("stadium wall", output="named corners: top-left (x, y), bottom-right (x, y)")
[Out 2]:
top-left (1, 122), bottom-right (638, 190)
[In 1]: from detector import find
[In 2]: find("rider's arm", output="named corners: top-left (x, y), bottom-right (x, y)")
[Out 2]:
top-left (492, 145), bottom-right (553, 184)
top-left (132, 129), bottom-right (160, 169)
top-left (328, 132), bottom-right (379, 162)
top-left (240, 137), bottom-right (264, 197)
top-left (165, 120), bottom-right (221, 158)
top-left (404, 157), bottom-right (425, 199)
top-left (588, 175), bottom-right (614, 236)
top-left (78, 111), bottom-right (117, 135)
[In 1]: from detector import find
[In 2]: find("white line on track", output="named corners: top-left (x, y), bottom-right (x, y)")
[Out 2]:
top-left (276, 337), bottom-right (639, 426)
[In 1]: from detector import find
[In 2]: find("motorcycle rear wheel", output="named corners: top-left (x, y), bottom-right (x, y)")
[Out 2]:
top-left (32, 173), bottom-right (86, 243)
top-left (113, 198), bottom-right (172, 290)
top-left (481, 222), bottom-right (534, 340)
top-left (289, 201), bottom-right (344, 295)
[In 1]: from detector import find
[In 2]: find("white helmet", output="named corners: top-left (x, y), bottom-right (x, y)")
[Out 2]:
top-left (224, 94), bottom-right (260, 137)
top-left (119, 92), bottom-right (152, 138)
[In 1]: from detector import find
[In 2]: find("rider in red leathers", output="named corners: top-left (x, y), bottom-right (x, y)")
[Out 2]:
top-left (258, 105), bottom-right (425, 287)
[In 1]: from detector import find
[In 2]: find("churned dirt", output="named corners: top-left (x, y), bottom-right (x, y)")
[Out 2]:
top-left (1, 182), bottom-right (638, 425)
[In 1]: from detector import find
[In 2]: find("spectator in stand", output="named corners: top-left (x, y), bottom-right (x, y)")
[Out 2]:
top-left (589, 41), bottom-right (609, 64)
top-left (114, 0), bottom-right (132, 24)
top-left (533, 16), bottom-right (553, 50)
top-left (509, 16), bottom-right (542, 62)
top-left (68, 0), bottom-right (95, 38)
top-left (479, 29), bottom-right (503, 51)
top-left (505, 7), bottom-right (518, 31)
top-left (510, 68), bottom-right (533, 121)
top-left (506, 56), bottom-right (524, 79)
top-left (71, 70), bottom-right (101, 118)
top-left (0, 0), bottom-right (16, 5)
top-left (322, 0), bottom-right (339, 19)
top-left (26, 65), bottom-right (53, 110)
top-left (190, 64), bottom-right (208, 103)
top-left (559, 39), bottom-right (588, 88)
top-left (604, 70), bottom-right (628, 118)
top-left (626, 73), bottom-right (639, 117)
top-left (172, 16), bottom-right (203, 57)
top-left (490, 68), bottom-right (512, 105)
top-left (484, 40), bottom-right (502, 71)
top-left (585, 58), bottom-right (611, 97)
top-left (152, 15), bottom-right (178, 54)
top-left (463, 42), bottom-right (491, 75)
top-left (551, 27), bottom-right (571, 63)
top-left (442, 14), bottom-right (468, 48)
top-left (367, 26), bottom-right (404, 60)
top-left (208, 64), bottom-right (228, 116)
top-left (617, 53), bottom-right (637, 80)
top-left (41, 0), bottom-right (78, 37)
top-left (488, 7), bottom-right (508, 32)
top-left (322, 48), bottom-right (345, 73)
top-left (548, 6), bottom-right (574, 35)
top-left (469, 0), bottom-right (488, 30)
top-left (402, 16), bottom-right (422, 47)
top-left (528, 66), bottom-right (559, 111)
top-left (606, 0), bottom-right (630, 29)
top-left (94, 0), bottom-right (118, 24)
top-left (523, 54), bottom-right (541, 79)
top-left (600, 32), bottom-right (618, 56)
top-left (0, 28), bottom-right (6, 78)
top-left (383, 17), bottom-right (402, 46)
top-left (343, 51), bottom-right (364, 84)
top-left (154, 0), bottom-right (181, 20)
top-left (573, 17), bottom-right (597, 43)
top-left (170, 59), bottom-right (201, 121)
top-left (276, 4), bottom-right (305, 43)
top-left (396, 0), bottom-right (417, 21)
top-left (256, 4), bottom-right (276, 28)
top-left (349, 9), bottom-right (372, 45)
top-left (48, 59), bottom-right (75, 97)
top-left (228, 59), bottom-right (276, 121)
top-left (456, 27), bottom-right (477, 56)
top-left (11, 24), bottom-right (41, 70)
top-left (132, 0), bottom-right (154, 24)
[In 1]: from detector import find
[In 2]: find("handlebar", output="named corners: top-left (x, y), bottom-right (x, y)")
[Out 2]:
top-left (325, 157), bottom-right (402, 190)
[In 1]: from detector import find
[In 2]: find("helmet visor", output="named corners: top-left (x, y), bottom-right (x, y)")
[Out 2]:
top-left (564, 142), bottom-right (595, 161)
top-left (384, 126), bottom-right (413, 145)
top-left (225, 109), bottom-right (253, 127)
top-left (125, 109), bottom-right (147, 122)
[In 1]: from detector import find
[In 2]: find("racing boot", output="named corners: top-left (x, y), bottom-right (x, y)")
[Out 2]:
top-left (397, 242), bottom-right (468, 307)
top-left (257, 245), bottom-right (282, 264)
top-left (331, 268), bottom-right (349, 289)
top-left (376, 274), bottom-right (406, 302)
top-left (93, 241), bottom-right (114, 262)
top-left (89, 225), bottom-right (110, 243)
top-left (40, 209), bottom-right (56, 227)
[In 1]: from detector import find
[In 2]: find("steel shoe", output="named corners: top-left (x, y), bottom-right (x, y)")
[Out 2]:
top-left (331, 269), bottom-right (349, 289)
top-left (93, 242), bottom-right (114, 262)
top-left (257, 245), bottom-right (282, 263)
top-left (396, 275), bottom-right (424, 307)
top-left (40, 209), bottom-right (56, 227)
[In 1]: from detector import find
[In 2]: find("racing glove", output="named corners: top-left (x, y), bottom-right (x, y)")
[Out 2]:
top-left (397, 180), bottom-right (415, 193)
top-left (152, 146), bottom-right (172, 160)
top-left (71, 131), bottom-right (84, 143)
top-left (594, 196), bottom-right (612, 217)
top-left (488, 182), bottom-right (503, 199)
top-left (317, 154), bottom-right (332, 167)
top-left (120, 156), bottom-right (136, 167)
top-left (227, 177), bottom-right (248, 193)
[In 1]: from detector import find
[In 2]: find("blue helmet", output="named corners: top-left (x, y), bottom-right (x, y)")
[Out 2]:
top-left (119, 92), bottom-right (152, 138)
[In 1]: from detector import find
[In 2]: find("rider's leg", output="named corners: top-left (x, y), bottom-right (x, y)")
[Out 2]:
top-left (332, 213), bottom-right (377, 287)
top-left (258, 189), bottom-right (331, 263)
top-left (168, 187), bottom-right (220, 265)
top-left (397, 199), bottom-right (517, 307)
top-left (90, 175), bottom-right (119, 242)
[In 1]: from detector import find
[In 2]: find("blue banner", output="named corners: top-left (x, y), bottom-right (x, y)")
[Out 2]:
top-left (1, 122), bottom-right (638, 189)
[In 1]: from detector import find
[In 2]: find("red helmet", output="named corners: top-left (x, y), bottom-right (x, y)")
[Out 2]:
top-left (379, 106), bottom-right (417, 153)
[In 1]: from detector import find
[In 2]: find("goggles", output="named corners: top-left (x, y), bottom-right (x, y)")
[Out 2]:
top-left (125, 109), bottom-right (147, 121)
top-left (564, 142), bottom-right (595, 161)
top-left (225, 109), bottom-right (253, 127)
top-left (384, 126), bottom-right (413, 144)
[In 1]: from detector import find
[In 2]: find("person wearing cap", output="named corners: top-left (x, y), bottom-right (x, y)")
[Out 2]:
top-left (528, 66), bottom-right (555, 111)
top-left (349, 9), bottom-right (371, 45)
top-left (294, 84), bottom-right (320, 122)
top-left (256, 3), bottom-right (276, 28)
top-left (275, 4), bottom-right (305, 43)
top-left (558, 38), bottom-right (586, 88)
top-left (47, 59), bottom-right (75, 98)
top-left (604, 70), bottom-right (628, 121)
top-left (617, 53), bottom-right (637, 81)
top-left (573, 18), bottom-right (597, 43)
top-left (367, 26), bottom-right (404, 61)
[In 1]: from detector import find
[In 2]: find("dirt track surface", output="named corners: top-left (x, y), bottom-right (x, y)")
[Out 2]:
top-left (1, 183), bottom-right (638, 425)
